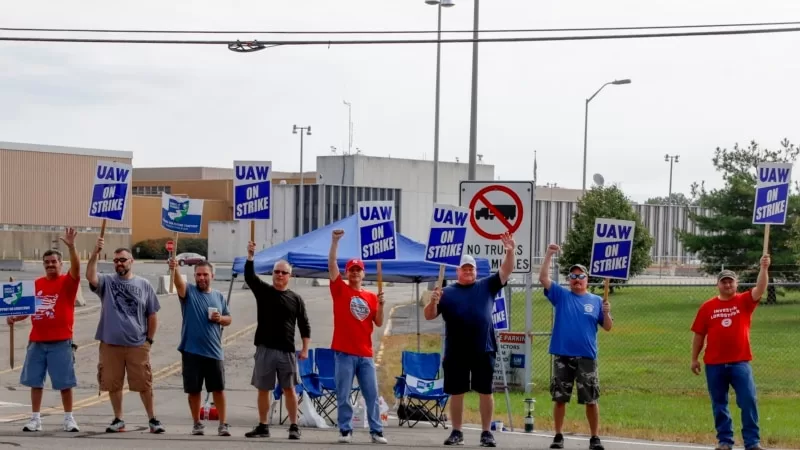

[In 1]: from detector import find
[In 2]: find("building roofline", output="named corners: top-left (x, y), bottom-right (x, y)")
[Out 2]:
top-left (0, 141), bottom-right (133, 160)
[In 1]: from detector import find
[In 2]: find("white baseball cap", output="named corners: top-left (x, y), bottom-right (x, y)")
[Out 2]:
top-left (459, 254), bottom-right (476, 268)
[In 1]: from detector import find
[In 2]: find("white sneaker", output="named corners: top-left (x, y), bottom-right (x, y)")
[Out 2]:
top-left (371, 432), bottom-right (388, 444)
top-left (23, 417), bottom-right (42, 432)
top-left (338, 430), bottom-right (352, 443)
top-left (63, 416), bottom-right (80, 432)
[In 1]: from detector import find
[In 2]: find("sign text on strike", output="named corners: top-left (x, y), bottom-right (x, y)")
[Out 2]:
top-left (426, 207), bottom-right (468, 260)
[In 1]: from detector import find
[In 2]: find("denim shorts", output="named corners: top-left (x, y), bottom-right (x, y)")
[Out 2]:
top-left (20, 339), bottom-right (77, 390)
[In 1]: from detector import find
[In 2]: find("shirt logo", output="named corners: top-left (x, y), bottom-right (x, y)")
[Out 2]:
top-left (583, 304), bottom-right (594, 314)
top-left (350, 296), bottom-right (370, 321)
top-left (33, 289), bottom-right (57, 320)
top-left (721, 318), bottom-right (733, 327)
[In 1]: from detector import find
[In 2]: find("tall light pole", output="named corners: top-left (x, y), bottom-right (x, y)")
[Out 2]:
top-left (467, 0), bottom-right (480, 180)
top-left (582, 78), bottom-right (631, 195)
top-left (665, 154), bottom-right (679, 264)
top-left (292, 125), bottom-right (311, 236)
top-left (280, 179), bottom-right (287, 242)
top-left (343, 100), bottom-right (352, 154)
top-left (425, 0), bottom-right (455, 202)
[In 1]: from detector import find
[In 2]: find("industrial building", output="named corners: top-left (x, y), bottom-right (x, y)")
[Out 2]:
top-left (0, 141), bottom-right (132, 260)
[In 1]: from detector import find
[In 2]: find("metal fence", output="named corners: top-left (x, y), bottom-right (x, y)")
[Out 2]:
top-left (505, 278), bottom-right (800, 395)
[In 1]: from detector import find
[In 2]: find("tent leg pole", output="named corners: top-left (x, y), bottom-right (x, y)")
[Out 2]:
top-left (415, 282), bottom-right (420, 352)
top-left (226, 275), bottom-right (235, 307)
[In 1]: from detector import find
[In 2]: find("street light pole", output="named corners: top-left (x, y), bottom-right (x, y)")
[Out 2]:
top-left (293, 125), bottom-right (311, 236)
top-left (467, 0), bottom-right (479, 180)
top-left (581, 78), bottom-right (631, 196)
top-left (343, 100), bottom-right (352, 154)
top-left (665, 154), bottom-right (679, 263)
top-left (280, 179), bottom-right (287, 242)
top-left (426, 0), bottom-right (454, 203)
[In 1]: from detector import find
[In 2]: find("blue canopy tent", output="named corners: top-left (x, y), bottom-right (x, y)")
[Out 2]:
top-left (230, 214), bottom-right (491, 283)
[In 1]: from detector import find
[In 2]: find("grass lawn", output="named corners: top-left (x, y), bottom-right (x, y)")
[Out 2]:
top-left (379, 285), bottom-right (800, 448)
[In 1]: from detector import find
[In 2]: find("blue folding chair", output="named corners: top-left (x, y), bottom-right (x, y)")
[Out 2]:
top-left (393, 351), bottom-right (449, 429)
top-left (314, 347), bottom-right (361, 426)
top-left (272, 349), bottom-right (322, 425)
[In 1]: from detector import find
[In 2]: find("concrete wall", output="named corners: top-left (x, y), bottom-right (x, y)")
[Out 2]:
top-left (0, 230), bottom-right (130, 261)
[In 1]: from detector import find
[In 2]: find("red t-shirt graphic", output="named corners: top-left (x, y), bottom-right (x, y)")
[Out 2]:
top-left (29, 274), bottom-right (80, 342)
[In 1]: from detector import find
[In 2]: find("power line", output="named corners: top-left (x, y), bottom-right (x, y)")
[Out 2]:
top-left (1, 26), bottom-right (800, 47)
top-left (1, 20), bottom-right (799, 35)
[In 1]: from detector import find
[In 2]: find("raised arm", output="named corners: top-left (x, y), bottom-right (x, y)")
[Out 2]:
top-left (59, 227), bottom-right (80, 280)
top-left (244, 241), bottom-right (270, 296)
top-left (750, 254), bottom-right (770, 302)
top-left (498, 232), bottom-right (515, 284)
top-left (328, 229), bottom-right (344, 281)
top-left (538, 243), bottom-right (559, 290)
top-left (168, 257), bottom-right (187, 299)
top-left (86, 237), bottom-right (103, 289)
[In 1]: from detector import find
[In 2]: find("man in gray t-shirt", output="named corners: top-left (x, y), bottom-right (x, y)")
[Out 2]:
top-left (86, 237), bottom-right (165, 434)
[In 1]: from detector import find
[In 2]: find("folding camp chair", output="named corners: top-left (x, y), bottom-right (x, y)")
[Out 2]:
top-left (393, 351), bottom-right (449, 429)
top-left (314, 347), bottom-right (361, 426)
top-left (272, 349), bottom-right (325, 425)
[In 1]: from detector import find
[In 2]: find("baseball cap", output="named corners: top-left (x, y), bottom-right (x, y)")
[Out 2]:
top-left (717, 270), bottom-right (737, 281)
top-left (568, 264), bottom-right (588, 274)
top-left (345, 259), bottom-right (365, 272)
top-left (459, 254), bottom-right (476, 268)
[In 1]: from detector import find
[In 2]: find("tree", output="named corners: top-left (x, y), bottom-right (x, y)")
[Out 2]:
top-left (557, 185), bottom-right (654, 292)
top-left (678, 139), bottom-right (800, 304)
top-left (645, 192), bottom-right (694, 206)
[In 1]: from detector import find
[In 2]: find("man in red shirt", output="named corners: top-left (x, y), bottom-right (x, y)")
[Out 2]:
top-left (327, 229), bottom-right (387, 445)
top-left (691, 254), bottom-right (770, 450)
top-left (6, 227), bottom-right (81, 433)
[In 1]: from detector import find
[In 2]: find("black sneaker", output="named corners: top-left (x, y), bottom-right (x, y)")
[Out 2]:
top-left (551, 433), bottom-right (565, 449)
top-left (480, 431), bottom-right (497, 447)
top-left (590, 435), bottom-right (605, 450)
top-left (245, 423), bottom-right (270, 438)
top-left (149, 417), bottom-right (165, 434)
top-left (106, 417), bottom-right (125, 433)
top-left (444, 429), bottom-right (464, 445)
top-left (288, 423), bottom-right (301, 440)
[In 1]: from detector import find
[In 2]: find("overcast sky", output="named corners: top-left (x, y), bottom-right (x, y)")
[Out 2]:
top-left (1, 0), bottom-right (799, 203)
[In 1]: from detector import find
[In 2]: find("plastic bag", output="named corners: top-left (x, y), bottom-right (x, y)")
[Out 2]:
top-left (297, 391), bottom-right (329, 428)
top-left (378, 396), bottom-right (389, 426)
top-left (351, 396), bottom-right (368, 428)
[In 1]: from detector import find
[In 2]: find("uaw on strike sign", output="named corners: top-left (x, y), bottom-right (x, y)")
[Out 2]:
top-left (460, 181), bottom-right (533, 273)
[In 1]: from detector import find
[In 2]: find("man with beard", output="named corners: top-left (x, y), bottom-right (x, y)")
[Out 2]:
top-left (86, 237), bottom-right (165, 434)
top-left (169, 258), bottom-right (232, 437)
top-left (327, 229), bottom-right (388, 445)
top-left (243, 242), bottom-right (310, 441)
top-left (690, 256), bottom-right (770, 450)
top-left (425, 232), bottom-right (516, 448)
top-left (7, 227), bottom-right (81, 432)
top-left (539, 244), bottom-right (612, 450)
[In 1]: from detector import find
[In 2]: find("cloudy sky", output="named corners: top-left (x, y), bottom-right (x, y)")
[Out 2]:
top-left (1, 0), bottom-right (798, 203)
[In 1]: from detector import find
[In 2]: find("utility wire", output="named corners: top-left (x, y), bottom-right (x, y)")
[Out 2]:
top-left (1, 20), bottom-right (799, 35)
top-left (1, 25), bottom-right (800, 46)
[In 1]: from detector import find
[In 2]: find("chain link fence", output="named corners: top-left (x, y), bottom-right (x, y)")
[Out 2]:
top-left (506, 278), bottom-right (800, 395)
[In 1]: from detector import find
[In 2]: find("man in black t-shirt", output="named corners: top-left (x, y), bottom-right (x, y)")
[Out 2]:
top-left (242, 241), bottom-right (311, 440)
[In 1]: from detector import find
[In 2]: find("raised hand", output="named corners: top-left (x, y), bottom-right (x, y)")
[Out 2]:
top-left (168, 257), bottom-right (176, 270)
top-left (377, 291), bottom-right (385, 305)
top-left (247, 241), bottom-right (256, 259)
top-left (60, 227), bottom-right (77, 247)
top-left (546, 243), bottom-right (560, 256)
top-left (501, 232), bottom-right (515, 253)
top-left (602, 300), bottom-right (610, 314)
top-left (430, 287), bottom-right (442, 304)
top-left (760, 254), bottom-right (771, 269)
top-left (332, 229), bottom-right (345, 242)
top-left (94, 237), bottom-right (105, 255)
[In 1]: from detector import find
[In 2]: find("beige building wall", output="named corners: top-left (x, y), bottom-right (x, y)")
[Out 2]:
top-left (0, 141), bottom-right (133, 259)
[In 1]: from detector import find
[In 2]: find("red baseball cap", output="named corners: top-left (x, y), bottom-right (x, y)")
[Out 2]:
top-left (345, 259), bottom-right (365, 272)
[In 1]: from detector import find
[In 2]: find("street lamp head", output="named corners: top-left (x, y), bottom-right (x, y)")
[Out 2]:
top-left (665, 154), bottom-right (669, 161)
top-left (612, 79), bottom-right (631, 85)
top-left (425, 0), bottom-right (439, 4)
top-left (306, 126), bottom-right (312, 135)
top-left (292, 125), bottom-right (298, 134)
top-left (441, 0), bottom-right (455, 6)
top-left (675, 155), bottom-right (680, 163)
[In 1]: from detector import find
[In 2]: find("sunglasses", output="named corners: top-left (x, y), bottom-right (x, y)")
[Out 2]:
top-left (568, 273), bottom-right (587, 280)
top-left (274, 270), bottom-right (290, 276)
top-left (113, 258), bottom-right (129, 264)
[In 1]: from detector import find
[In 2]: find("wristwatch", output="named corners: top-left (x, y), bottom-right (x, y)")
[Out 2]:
top-left (146, 338), bottom-right (154, 345)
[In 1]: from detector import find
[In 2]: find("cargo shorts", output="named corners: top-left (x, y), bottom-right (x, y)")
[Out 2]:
top-left (550, 355), bottom-right (600, 405)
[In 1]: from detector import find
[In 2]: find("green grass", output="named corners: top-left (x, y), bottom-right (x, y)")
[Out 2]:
top-left (381, 286), bottom-right (800, 448)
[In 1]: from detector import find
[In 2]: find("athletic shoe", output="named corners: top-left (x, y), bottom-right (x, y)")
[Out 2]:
top-left (192, 421), bottom-right (205, 435)
top-left (149, 417), bottom-right (166, 434)
top-left (245, 423), bottom-right (270, 438)
top-left (371, 431), bottom-right (388, 444)
top-left (480, 430), bottom-right (497, 447)
top-left (106, 418), bottom-right (125, 433)
top-left (63, 415), bottom-right (80, 432)
top-left (23, 417), bottom-right (42, 432)
top-left (444, 429), bottom-right (464, 445)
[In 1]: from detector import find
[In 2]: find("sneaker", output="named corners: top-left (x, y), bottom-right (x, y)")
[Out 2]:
top-left (245, 423), bottom-right (270, 438)
top-left (218, 423), bottom-right (231, 436)
top-left (149, 417), bottom-right (166, 434)
top-left (745, 445), bottom-right (764, 450)
top-left (288, 423), bottom-right (301, 440)
top-left (550, 433), bottom-right (565, 449)
top-left (480, 431), bottom-right (497, 447)
top-left (371, 431), bottom-right (388, 444)
top-left (444, 429), bottom-right (464, 445)
top-left (22, 417), bottom-right (42, 432)
top-left (715, 445), bottom-right (733, 450)
top-left (589, 435), bottom-right (605, 450)
top-left (191, 421), bottom-right (205, 435)
top-left (105, 418), bottom-right (125, 433)
top-left (63, 415), bottom-right (80, 432)
top-left (338, 429), bottom-right (352, 443)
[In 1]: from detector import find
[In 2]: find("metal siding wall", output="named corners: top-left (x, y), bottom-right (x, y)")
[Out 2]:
top-left (0, 149), bottom-right (132, 230)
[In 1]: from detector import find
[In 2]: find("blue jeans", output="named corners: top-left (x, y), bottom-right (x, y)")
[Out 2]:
top-left (20, 340), bottom-right (77, 390)
top-left (705, 362), bottom-right (760, 449)
top-left (334, 351), bottom-right (382, 434)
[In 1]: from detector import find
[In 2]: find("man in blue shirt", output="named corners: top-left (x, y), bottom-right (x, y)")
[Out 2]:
top-left (539, 243), bottom-right (612, 450)
top-left (169, 258), bottom-right (232, 437)
top-left (425, 232), bottom-right (516, 447)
